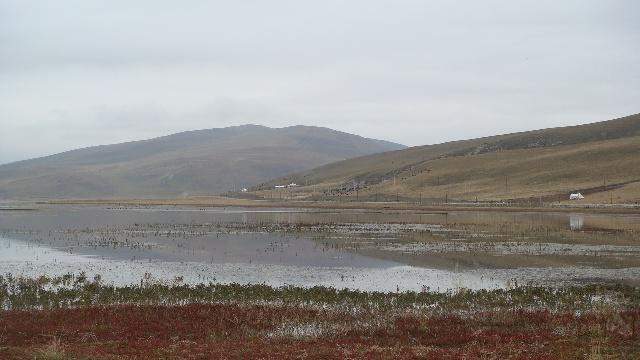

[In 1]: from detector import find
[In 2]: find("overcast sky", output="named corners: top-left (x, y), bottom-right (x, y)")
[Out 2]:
top-left (1, 0), bottom-right (638, 164)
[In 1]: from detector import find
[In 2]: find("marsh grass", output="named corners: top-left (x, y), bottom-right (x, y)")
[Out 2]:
top-left (1, 273), bottom-right (639, 313)
top-left (1, 274), bottom-right (638, 359)
top-left (33, 338), bottom-right (66, 360)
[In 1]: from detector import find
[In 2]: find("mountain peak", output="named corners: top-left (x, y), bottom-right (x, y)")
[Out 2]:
top-left (0, 125), bottom-right (405, 199)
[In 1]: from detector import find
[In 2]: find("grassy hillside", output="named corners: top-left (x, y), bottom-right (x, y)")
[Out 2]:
top-left (254, 113), bottom-right (640, 204)
top-left (0, 125), bottom-right (404, 199)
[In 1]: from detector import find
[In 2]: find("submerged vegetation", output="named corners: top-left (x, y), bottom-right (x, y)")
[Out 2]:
top-left (1, 274), bottom-right (639, 359)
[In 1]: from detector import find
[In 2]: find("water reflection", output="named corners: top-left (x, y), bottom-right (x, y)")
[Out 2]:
top-left (569, 214), bottom-right (584, 230)
top-left (1, 205), bottom-right (639, 290)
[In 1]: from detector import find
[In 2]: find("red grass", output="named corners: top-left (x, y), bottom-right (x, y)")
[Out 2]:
top-left (1, 304), bottom-right (638, 359)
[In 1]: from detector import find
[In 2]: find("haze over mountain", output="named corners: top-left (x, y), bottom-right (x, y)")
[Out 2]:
top-left (0, 125), bottom-right (404, 199)
top-left (256, 113), bottom-right (640, 203)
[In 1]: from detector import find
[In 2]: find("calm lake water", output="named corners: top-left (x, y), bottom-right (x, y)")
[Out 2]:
top-left (1, 205), bottom-right (639, 291)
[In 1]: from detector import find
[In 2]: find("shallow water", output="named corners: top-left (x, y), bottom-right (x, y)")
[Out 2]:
top-left (0, 236), bottom-right (507, 292)
top-left (1, 205), bottom-right (639, 291)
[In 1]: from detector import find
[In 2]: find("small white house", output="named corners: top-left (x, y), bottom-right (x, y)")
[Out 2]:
top-left (569, 192), bottom-right (585, 200)
top-left (241, 188), bottom-right (248, 193)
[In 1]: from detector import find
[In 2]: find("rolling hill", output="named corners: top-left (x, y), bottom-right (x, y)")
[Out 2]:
top-left (254, 113), bottom-right (640, 204)
top-left (0, 125), bottom-right (405, 199)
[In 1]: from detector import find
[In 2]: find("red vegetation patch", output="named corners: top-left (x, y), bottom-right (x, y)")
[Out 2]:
top-left (1, 304), bottom-right (638, 359)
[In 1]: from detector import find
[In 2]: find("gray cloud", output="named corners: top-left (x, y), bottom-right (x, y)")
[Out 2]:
top-left (1, 0), bottom-right (639, 164)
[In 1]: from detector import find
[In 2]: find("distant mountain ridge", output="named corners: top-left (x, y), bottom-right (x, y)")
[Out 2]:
top-left (0, 125), bottom-right (405, 199)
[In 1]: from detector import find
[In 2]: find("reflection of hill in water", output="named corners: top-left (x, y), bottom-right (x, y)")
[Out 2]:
top-left (1, 206), bottom-right (639, 289)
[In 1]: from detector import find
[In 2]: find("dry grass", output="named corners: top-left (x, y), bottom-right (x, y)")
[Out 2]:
top-left (256, 135), bottom-right (640, 204)
top-left (32, 338), bottom-right (67, 360)
top-left (42, 196), bottom-right (640, 215)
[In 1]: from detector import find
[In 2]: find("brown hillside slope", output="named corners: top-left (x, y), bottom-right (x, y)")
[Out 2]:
top-left (254, 113), bottom-right (640, 203)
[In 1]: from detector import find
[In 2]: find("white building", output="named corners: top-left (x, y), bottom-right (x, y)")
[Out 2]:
top-left (569, 193), bottom-right (584, 200)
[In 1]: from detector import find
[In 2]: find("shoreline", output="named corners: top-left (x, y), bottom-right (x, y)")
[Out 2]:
top-left (33, 197), bottom-right (640, 215)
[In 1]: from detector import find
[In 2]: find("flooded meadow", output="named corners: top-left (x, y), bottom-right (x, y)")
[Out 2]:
top-left (1, 204), bottom-right (639, 291)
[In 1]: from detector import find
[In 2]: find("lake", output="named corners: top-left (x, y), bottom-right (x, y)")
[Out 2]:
top-left (1, 204), bottom-right (639, 292)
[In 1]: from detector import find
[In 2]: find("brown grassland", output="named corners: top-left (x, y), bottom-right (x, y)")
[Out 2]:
top-left (254, 135), bottom-right (640, 205)
top-left (43, 194), bottom-right (640, 215)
